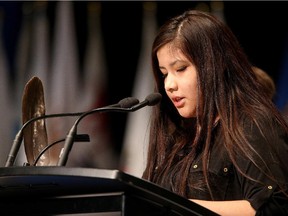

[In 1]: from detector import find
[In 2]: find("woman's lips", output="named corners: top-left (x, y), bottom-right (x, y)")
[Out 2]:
top-left (172, 97), bottom-right (184, 108)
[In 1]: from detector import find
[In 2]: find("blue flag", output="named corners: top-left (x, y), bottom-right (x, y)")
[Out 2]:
top-left (275, 38), bottom-right (288, 114)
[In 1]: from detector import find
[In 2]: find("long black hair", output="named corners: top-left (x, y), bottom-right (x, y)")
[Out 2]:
top-left (142, 10), bottom-right (288, 198)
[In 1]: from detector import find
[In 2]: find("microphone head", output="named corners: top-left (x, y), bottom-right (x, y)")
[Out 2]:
top-left (118, 97), bottom-right (139, 108)
top-left (145, 93), bottom-right (162, 106)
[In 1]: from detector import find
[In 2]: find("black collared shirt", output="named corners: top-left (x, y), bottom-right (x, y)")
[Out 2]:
top-left (187, 120), bottom-right (288, 215)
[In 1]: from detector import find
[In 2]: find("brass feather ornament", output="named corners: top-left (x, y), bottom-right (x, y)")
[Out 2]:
top-left (22, 76), bottom-right (50, 166)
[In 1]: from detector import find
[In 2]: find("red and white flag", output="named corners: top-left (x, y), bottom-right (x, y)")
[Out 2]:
top-left (120, 2), bottom-right (158, 177)
top-left (46, 1), bottom-right (80, 164)
top-left (68, 2), bottom-right (117, 168)
top-left (0, 17), bottom-right (14, 166)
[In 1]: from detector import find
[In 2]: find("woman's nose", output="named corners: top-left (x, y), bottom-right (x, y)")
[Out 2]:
top-left (165, 74), bottom-right (177, 93)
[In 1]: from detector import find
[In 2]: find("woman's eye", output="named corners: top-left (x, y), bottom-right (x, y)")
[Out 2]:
top-left (177, 66), bottom-right (187, 72)
top-left (162, 73), bottom-right (167, 79)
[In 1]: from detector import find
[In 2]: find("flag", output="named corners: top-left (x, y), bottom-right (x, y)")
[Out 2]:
top-left (28, 2), bottom-right (50, 93)
top-left (11, 2), bottom-right (51, 166)
top-left (12, 2), bottom-right (35, 165)
top-left (0, 14), bottom-right (14, 166)
top-left (120, 2), bottom-right (157, 177)
top-left (275, 38), bottom-right (288, 120)
top-left (21, 2), bottom-right (51, 166)
top-left (46, 1), bottom-right (80, 165)
top-left (67, 2), bottom-right (118, 168)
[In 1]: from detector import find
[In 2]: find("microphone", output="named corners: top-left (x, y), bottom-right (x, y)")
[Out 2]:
top-left (57, 93), bottom-right (162, 166)
top-left (129, 92), bottom-right (162, 110)
top-left (4, 97), bottom-right (139, 167)
top-left (33, 134), bottom-right (90, 166)
top-left (111, 96), bottom-right (140, 108)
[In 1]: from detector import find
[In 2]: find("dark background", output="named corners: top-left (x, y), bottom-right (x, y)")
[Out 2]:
top-left (1, 1), bottom-right (288, 156)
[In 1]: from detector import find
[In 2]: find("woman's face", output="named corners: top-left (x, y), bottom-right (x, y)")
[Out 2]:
top-left (157, 43), bottom-right (198, 118)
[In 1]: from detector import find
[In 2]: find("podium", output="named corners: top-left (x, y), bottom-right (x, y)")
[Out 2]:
top-left (0, 167), bottom-right (218, 215)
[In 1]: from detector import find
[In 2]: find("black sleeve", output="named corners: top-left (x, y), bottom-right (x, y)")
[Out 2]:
top-left (255, 193), bottom-right (288, 216)
top-left (237, 119), bottom-right (288, 215)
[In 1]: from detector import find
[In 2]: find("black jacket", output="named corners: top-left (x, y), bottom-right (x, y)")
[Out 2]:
top-left (186, 119), bottom-right (288, 215)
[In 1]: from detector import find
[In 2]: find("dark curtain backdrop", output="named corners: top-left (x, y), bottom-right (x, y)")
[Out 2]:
top-left (0, 1), bottom-right (287, 156)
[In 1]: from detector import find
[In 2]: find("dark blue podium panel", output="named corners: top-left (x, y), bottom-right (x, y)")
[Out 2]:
top-left (0, 167), bottom-right (218, 216)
